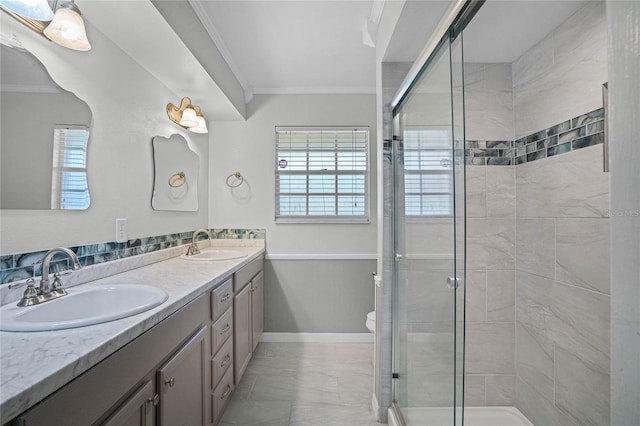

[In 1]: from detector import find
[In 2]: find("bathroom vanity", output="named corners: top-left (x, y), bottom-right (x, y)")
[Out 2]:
top-left (0, 242), bottom-right (264, 426)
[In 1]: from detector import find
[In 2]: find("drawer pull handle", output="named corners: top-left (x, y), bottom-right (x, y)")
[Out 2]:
top-left (220, 354), bottom-right (231, 368)
top-left (220, 324), bottom-right (230, 334)
top-left (220, 293), bottom-right (231, 302)
top-left (164, 377), bottom-right (175, 387)
top-left (220, 385), bottom-right (232, 399)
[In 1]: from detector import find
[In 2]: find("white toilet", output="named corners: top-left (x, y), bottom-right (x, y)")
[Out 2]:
top-left (366, 311), bottom-right (375, 333)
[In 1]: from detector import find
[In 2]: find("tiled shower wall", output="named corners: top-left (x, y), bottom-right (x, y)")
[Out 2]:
top-left (512, 2), bottom-right (610, 425)
top-left (462, 62), bottom-right (516, 406)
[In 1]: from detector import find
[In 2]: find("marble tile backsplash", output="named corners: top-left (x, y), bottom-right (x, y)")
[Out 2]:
top-left (0, 228), bottom-right (265, 285)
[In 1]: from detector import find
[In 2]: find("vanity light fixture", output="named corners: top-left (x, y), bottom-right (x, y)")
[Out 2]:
top-left (43, 0), bottom-right (91, 51)
top-left (0, 0), bottom-right (54, 21)
top-left (166, 97), bottom-right (208, 134)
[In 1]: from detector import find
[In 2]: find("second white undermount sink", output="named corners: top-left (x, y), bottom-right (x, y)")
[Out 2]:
top-left (180, 249), bottom-right (247, 262)
top-left (0, 284), bottom-right (168, 332)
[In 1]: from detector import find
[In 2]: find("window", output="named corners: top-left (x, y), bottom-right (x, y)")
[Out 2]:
top-left (275, 127), bottom-right (369, 223)
top-left (51, 125), bottom-right (90, 209)
top-left (403, 129), bottom-right (453, 216)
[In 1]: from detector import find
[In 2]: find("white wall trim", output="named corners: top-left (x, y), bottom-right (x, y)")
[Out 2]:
top-left (388, 406), bottom-right (402, 426)
top-left (253, 86), bottom-right (377, 95)
top-left (261, 332), bottom-right (374, 343)
top-left (372, 392), bottom-right (384, 422)
top-left (265, 253), bottom-right (377, 261)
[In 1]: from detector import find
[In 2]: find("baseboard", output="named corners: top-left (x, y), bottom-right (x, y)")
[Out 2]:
top-left (388, 405), bottom-right (402, 426)
top-left (260, 332), bottom-right (374, 343)
top-left (372, 392), bottom-right (389, 424)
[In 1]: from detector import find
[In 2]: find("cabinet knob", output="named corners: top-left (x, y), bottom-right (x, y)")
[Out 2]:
top-left (147, 394), bottom-right (160, 406)
top-left (164, 377), bottom-right (176, 387)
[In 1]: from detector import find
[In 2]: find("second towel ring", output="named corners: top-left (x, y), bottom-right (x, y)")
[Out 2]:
top-left (226, 172), bottom-right (244, 188)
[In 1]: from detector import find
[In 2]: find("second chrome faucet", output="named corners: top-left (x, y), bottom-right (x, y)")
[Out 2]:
top-left (186, 229), bottom-right (211, 256)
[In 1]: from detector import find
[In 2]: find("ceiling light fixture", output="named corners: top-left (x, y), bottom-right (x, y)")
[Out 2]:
top-left (0, 0), bottom-right (54, 21)
top-left (167, 97), bottom-right (208, 134)
top-left (43, 0), bottom-right (91, 51)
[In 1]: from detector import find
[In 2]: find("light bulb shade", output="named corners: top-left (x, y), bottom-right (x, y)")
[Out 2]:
top-left (0, 0), bottom-right (54, 21)
top-left (179, 107), bottom-right (198, 128)
top-left (43, 2), bottom-right (91, 51)
top-left (188, 116), bottom-right (208, 134)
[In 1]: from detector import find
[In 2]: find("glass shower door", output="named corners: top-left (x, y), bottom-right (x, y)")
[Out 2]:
top-left (392, 31), bottom-right (466, 425)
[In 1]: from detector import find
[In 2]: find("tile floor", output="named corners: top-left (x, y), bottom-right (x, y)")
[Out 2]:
top-left (220, 342), bottom-right (380, 426)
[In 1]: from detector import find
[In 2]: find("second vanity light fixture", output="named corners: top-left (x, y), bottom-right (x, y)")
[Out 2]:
top-left (0, 0), bottom-right (91, 51)
top-left (166, 97), bottom-right (208, 134)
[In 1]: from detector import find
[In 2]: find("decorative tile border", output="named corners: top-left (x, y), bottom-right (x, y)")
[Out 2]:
top-left (515, 108), bottom-right (605, 165)
top-left (0, 229), bottom-right (265, 285)
top-left (461, 140), bottom-right (514, 166)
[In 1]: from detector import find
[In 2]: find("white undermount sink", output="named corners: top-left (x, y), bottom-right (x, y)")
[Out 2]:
top-left (0, 284), bottom-right (168, 332)
top-left (180, 249), bottom-right (247, 262)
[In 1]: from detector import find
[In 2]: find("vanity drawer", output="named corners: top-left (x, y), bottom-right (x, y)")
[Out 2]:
top-left (211, 278), bottom-right (233, 322)
top-left (212, 367), bottom-right (234, 425)
top-left (212, 337), bottom-right (233, 389)
top-left (211, 308), bottom-right (233, 355)
top-left (234, 256), bottom-right (263, 292)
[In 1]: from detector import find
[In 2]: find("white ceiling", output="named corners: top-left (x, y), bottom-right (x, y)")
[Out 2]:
top-left (190, 0), bottom-right (378, 95)
top-left (184, 0), bottom-right (589, 101)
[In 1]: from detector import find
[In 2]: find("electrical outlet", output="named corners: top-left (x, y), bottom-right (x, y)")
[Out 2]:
top-left (115, 218), bottom-right (127, 243)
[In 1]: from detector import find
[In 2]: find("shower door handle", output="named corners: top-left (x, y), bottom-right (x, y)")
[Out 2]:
top-left (447, 277), bottom-right (459, 290)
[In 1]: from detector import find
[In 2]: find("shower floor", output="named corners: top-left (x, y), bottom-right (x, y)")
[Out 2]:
top-left (390, 406), bottom-right (533, 426)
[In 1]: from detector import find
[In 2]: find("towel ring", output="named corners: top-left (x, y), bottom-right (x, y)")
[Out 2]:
top-left (226, 172), bottom-right (244, 188)
top-left (168, 172), bottom-right (186, 188)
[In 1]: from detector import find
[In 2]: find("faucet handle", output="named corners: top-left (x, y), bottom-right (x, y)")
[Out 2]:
top-left (8, 281), bottom-right (27, 290)
top-left (51, 271), bottom-right (72, 291)
top-left (16, 279), bottom-right (40, 307)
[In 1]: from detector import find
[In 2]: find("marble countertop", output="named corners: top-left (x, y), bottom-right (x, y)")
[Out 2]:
top-left (0, 241), bottom-right (265, 423)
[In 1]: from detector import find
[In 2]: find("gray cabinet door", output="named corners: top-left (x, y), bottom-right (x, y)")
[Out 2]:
top-left (101, 380), bottom-right (155, 426)
top-left (250, 271), bottom-right (264, 352)
top-left (157, 326), bottom-right (207, 426)
top-left (233, 284), bottom-right (252, 386)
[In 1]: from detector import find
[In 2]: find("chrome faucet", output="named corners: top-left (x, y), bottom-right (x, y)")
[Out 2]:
top-left (10, 247), bottom-right (82, 306)
top-left (186, 229), bottom-right (210, 256)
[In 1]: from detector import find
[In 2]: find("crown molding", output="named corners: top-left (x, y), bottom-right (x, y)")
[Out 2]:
top-left (253, 86), bottom-right (376, 95)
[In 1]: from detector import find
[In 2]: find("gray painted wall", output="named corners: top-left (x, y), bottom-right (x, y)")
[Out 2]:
top-left (263, 259), bottom-right (376, 333)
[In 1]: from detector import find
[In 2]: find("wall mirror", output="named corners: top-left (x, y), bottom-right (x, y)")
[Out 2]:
top-left (151, 134), bottom-right (199, 212)
top-left (0, 42), bottom-right (92, 210)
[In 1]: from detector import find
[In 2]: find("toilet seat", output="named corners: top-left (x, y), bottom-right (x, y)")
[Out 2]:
top-left (366, 311), bottom-right (375, 332)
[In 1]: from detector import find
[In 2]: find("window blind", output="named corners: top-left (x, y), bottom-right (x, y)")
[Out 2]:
top-left (275, 127), bottom-right (369, 222)
top-left (402, 129), bottom-right (453, 216)
top-left (51, 125), bottom-right (90, 209)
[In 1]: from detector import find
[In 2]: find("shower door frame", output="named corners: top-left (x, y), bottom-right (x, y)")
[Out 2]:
top-left (389, 2), bottom-right (485, 424)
